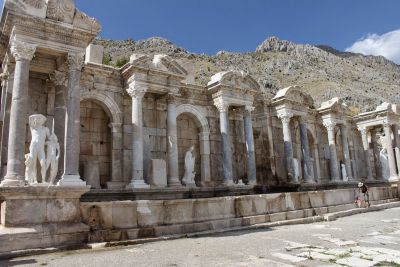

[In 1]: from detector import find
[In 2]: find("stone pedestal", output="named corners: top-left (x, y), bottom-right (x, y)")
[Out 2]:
top-left (0, 186), bottom-right (90, 253)
top-left (148, 159), bottom-right (167, 188)
top-left (107, 123), bottom-right (124, 189)
top-left (83, 160), bottom-right (100, 189)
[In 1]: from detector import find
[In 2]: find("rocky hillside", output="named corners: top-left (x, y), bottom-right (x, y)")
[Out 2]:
top-left (93, 36), bottom-right (400, 113)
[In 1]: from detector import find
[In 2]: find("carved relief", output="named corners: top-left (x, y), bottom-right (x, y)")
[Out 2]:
top-left (23, 0), bottom-right (46, 9)
top-left (46, 0), bottom-right (75, 24)
top-left (10, 38), bottom-right (37, 61)
top-left (73, 10), bottom-right (101, 32)
top-left (67, 53), bottom-right (85, 71)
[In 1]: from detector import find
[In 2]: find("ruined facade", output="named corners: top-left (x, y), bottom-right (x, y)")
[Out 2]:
top-left (0, 0), bottom-right (399, 254)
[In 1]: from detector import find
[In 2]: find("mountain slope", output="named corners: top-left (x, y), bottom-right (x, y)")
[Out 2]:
top-left (93, 36), bottom-right (400, 112)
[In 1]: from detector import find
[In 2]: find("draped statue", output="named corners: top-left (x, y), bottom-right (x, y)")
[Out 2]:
top-left (182, 146), bottom-right (196, 186)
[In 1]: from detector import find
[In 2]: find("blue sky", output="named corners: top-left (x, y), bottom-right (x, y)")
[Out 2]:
top-left (3, 0), bottom-right (400, 62)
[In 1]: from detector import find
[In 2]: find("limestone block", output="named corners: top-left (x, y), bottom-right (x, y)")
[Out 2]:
top-left (163, 200), bottom-right (194, 224)
top-left (84, 160), bottom-right (101, 189)
top-left (85, 44), bottom-right (104, 64)
top-left (46, 198), bottom-right (81, 223)
top-left (112, 201), bottom-right (138, 229)
top-left (4, 0), bottom-right (47, 18)
top-left (136, 200), bottom-right (164, 227)
top-left (148, 159), bottom-right (167, 188)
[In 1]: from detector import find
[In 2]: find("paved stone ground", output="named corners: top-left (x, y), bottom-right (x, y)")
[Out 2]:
top-left (2, 207), bottom-right (400, 267)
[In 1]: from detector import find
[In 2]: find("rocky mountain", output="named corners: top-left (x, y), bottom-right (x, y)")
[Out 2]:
top-left (93, 36), bottom-right (400, 113)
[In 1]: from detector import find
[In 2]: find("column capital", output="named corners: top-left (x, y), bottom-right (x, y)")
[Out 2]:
top-left (357, 126), bottom-right (368, 136)
top-left (323, 119), bottom-right (337, 131)
top-left (167, 88), bottom-right (181, 104)
top-left (10, 38), bottom-right (37, 61)
top-left (277, 110), bottom-right (293, 124)
top-left (127, 81), bottom-right (147, 99)
top-left (214, 98), bottom-right (229, 112)
top-left (67, 53), bottom-right (85, 71)
top-left (243, 105), bottom-right (255, 116)
top-left (49, 70), bottom-right (67, 86)
top-left (108, 122), bottom-right (123, 133)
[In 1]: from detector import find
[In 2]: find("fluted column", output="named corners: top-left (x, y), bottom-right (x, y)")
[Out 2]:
top-left (299, 117), bottom-right (314, 183)
top-left (392, 124), bottom-right (400, 176)
top-left (215, 99), bottom-right (234, 186)
top-left (243, 105), bottom-right (257, 185)
top-left (358, 126), bottom-right (373, 180)
top-left (126, 82), bottom-right (149, 188)
top-left (323, 119), bottom-right (340, 182)
top-left (371, 129), bottom-right (382, 180)
top-left (58, 53), bottom-right (86, 187)
top-left (383, 123), bottom-right (399, 181)
top-left (50, 70), bottom-right (67, 180)
top-left (277, 110), bottom-right (296, 182)
top-left (340, 124), bottom-right (353, 181)
top-left (1, 39), bottom-right (36, 186)
top-left (0, 65), bottom-right (13, 178)
top-left (166, 94), bottom-right (182, 187)
top-left (107, 123), bottom-right (124, 189)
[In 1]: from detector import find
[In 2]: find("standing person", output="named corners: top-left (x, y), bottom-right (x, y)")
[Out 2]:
top-left (358, 182), bottom-right (370, 208)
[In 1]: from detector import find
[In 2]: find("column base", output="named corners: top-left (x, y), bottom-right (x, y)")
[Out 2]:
top-left (0, 174), bottom-right (25, 187)
top-left (222, 180), bottom-right (235, 186)
top-left (167, 178), bottom-right (183, 188)
top-left (106, 181), bottom-right (126, 189)
top-left (58, 175), bottom-right (87, 187)
top-left (303, 179), bottom-right (316, 185)
top-left (126, 179), bottom-right (150, 189)
top-left (388, 176), bottom-right (399, 182)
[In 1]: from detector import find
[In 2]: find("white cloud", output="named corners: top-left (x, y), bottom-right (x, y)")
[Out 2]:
top-left (346, 29), bottom-right (400, 64)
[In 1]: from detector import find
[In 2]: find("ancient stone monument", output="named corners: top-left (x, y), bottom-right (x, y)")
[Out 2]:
top-left (0, 0), bottom-right (399, 254)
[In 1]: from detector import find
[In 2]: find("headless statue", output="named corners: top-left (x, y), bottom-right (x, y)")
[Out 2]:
top-left (182, 146), bottom-right (196, 186)
top-left (46, 133), bottom-right (60, 185)
top-left (27, 114), bottom-right (51, 183)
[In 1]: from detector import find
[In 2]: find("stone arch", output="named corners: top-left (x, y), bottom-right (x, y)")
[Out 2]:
top-left (176, 104), bottom-right (211, 185)
top-left (176, 104), bottom-right (210, 133)
top-left (81, 91), bottom-right (123, 124)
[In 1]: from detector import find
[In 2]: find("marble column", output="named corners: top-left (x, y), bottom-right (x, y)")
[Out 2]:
top-left (277, 110), bottom-right (296, 183)
top-left (215, 99), bottom-right (234, 186)
top-left (383, 123), bottom-right (398, 181)
top-left (358, 126), bottom-right (373, 180)
top-left (323, 119), bottom-right (340, 182)
top-left (126, 83), bottom-right (150, 188)
top-left (243, 105), bottom-right (257, 185)
top-left (299, 118), bottom-right (314, 183)
top-left (199, 131), bottom-right (211, 186)
top-left (166, 94), bottom-right (182, 187)
top-left (371, 129), bottom-right (382, 180)
top-left (107, 123), bottom-right (124, 189)
top-left (50, 70), bottom-right (67, 180)
top-left (264, 106), bottom-right (276, 177)
top-left (340, 124), bottom-right (353, 181)
top-left (392, 124), bottom-right (400, 176)
top-left (1, 39), bottom-right (36, 186)
top-left (0, 65), bottom-right (13, 178)
top-left (58, 53), bottom-right (86, 187)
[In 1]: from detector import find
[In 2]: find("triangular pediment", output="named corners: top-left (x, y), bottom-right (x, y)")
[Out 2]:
top-left (129, 54), bottom-right (187, 77)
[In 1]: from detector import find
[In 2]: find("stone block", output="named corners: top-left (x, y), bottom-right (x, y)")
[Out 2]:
top-left (112, 201), bottom-right (138, 229)
top-left (85, 44), bottom-right (104, 64)
top-left (83, 160), bottom-right (101, 189)
top-left (136, 200), bottom-right (164, 227)
top-left (148, 159), bottom-right (167, 188)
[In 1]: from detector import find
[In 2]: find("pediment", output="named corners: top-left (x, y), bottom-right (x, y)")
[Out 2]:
top-left (273, 85), bottom-right (313, 108)
top-left (207, 71), bottom-right (260, 92)
top-left (129, 54), bottom-right (187, 77)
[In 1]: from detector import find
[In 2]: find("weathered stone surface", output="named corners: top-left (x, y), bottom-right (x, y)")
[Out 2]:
top-left (148, 159), bottom-right (167, 188)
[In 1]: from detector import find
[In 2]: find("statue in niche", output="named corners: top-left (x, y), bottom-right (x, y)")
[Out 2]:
top-left (292, 158), bottom-right (300, 182)
top-left (25, 114), bottom-right (60, 185)
top-left (379, 135), bottom-right (390, 180)
top-left (182, 146), bottom-right (196, 186)
top-left (341, 163), bottom-right (348, 181)
top-left (46, 133), bottom-right (60, 185)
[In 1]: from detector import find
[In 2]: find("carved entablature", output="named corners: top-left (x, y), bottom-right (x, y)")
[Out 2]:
top-left (207, 71), bottom-right (260, 110)
top-left (318, 97), bottom-right (351, 126)
top-left (354, 102), bottom-right (400, 130)
top-left (272, 85), bottom-right (314, 108)
top-left (122, 54), bottom-right (187, 95)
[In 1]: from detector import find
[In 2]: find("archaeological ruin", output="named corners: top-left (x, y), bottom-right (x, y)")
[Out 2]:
top-left (0, 0), bottom-right (399, 254)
